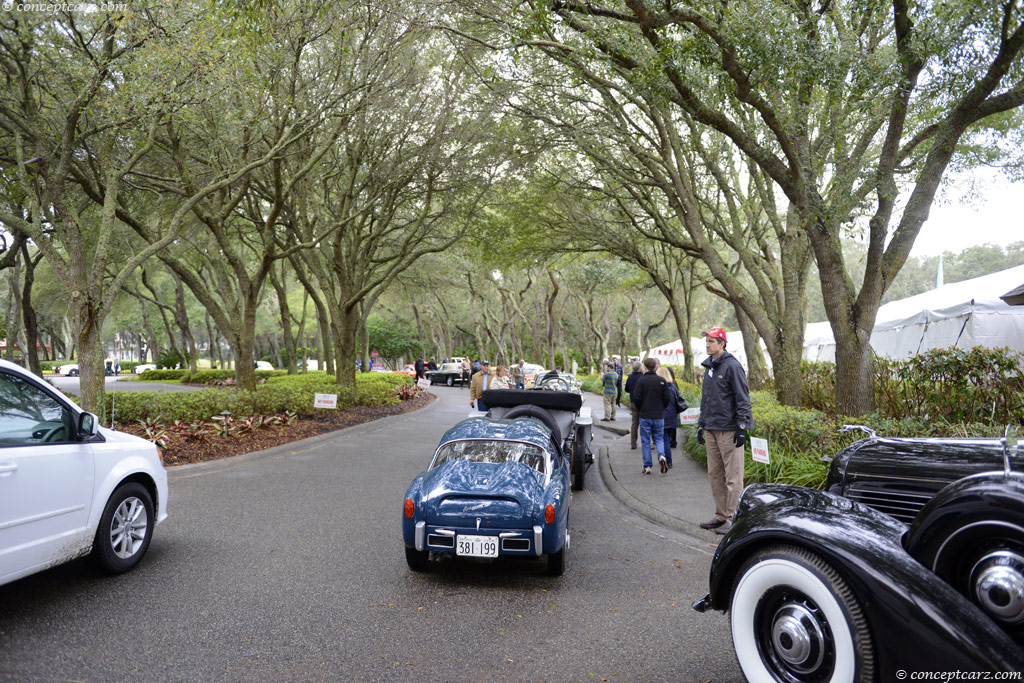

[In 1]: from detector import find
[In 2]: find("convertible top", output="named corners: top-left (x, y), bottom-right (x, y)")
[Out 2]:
top-left (438, 417), bottom-right (556, 452)
top-left (481, 388), bottom-right (583, 413)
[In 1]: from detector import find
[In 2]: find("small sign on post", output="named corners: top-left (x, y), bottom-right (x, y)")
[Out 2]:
top-left (416, 378), bottom-right (430, 390)
top-left (314, 393), bottom-right (338, 410)
top-left (751, 436), bottom-right (770, 464)
top-left (680, 408), bottom-right (701, 425)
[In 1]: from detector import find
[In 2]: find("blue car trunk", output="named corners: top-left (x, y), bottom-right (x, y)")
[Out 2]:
top-left (422, 459), bottom-right (543, 529)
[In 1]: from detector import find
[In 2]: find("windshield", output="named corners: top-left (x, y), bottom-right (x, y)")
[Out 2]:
top-left (432, 439), bottom-right (548, 474)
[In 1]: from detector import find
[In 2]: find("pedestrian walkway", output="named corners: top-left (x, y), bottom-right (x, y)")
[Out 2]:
top-left (583, 393), bottom-right (721, 539)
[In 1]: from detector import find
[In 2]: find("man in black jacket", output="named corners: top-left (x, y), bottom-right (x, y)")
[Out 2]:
top-left (631, 357), bottom-right (671, 474)
top-left (696, 327), bottom-right (753, 535)
top-left (624, 361), bottom-right (644, 449)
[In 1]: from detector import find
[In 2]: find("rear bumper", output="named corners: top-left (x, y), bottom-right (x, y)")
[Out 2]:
top-left (410, 523), bottom-right (547, 557)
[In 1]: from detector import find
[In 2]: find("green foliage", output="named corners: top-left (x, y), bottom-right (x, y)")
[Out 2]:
top-left (156, 349), bottom-right (187, 370)
top-left (108, 372), bottom-right (414, 423)
top-left (875, 347), bottom-right (1024, 425)
top-left (679, 377), bottom-right (1014, 489)
top-left (802, 347), bottom-right (1024, 425)
top-left (799, 361), bottom-right (836, 414)
top-left (366, 315), bottom-right (423, 359)
top-left (139, 369), bottom-right (191, 381)
top-left (188, 369), bottom-right (236, 383)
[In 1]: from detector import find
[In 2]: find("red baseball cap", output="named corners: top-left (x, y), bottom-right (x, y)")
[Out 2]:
top-left (702, 327), bottom-right (728, 343)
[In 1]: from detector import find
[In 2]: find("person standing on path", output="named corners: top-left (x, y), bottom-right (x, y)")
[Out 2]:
top-left (696, 327), bottom-right (753, 535)
top-left (624, 361), bottom-right (644, 449)
top-left (414, 356), bottom-right (426, 380)
top-left (656, 366), bottom-right (686, 469)
top-left (460, 357), bottom-right (471, 388)
top-left (613, 356), bottom-right (624, 406)
top-left (600, 362), bottom-right (618, 421)
top-left (470, 360), bottom-right (493, 412)
top-left (631, 357), bottom-right (670, 475)
top-left (511, 359), bottom-right (526, 390)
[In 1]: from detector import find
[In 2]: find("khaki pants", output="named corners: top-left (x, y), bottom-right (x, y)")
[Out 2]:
top-left (705, 430), bottom-right (745, 523)
top-left (630, 405), bottom-right (639, 447)
top-left (603, 394), bottom-right (616, 420)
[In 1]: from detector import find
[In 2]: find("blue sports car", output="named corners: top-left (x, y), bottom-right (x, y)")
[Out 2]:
top-left (402, 415), bottom-right (571, 576)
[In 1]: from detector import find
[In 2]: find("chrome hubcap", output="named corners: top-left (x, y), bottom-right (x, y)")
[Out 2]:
top-left (770, 604), bottom-right (826, 673)
top-left (971, 551), bottom-right (1024, 625)
top-left (110, 496), bottom-right (148, 559)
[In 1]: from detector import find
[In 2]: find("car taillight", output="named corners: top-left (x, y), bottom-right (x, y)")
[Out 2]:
top-left (545, 504), bottom-right (556, 524)
top-left (404, 498), bottom-right (415, 519)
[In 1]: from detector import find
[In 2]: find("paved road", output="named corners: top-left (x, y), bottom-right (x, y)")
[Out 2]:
top-left (0, 386), bottom-right (742, 682)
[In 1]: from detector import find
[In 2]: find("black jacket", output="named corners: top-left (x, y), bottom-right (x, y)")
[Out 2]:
top-left (624, 369), bottom-right (643, 396)
top-left (698, 350), bottom-right (753, 431)
top-left (631, 371), bottom-right (670, 419)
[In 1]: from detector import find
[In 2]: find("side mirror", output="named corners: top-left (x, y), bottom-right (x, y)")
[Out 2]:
top-left (78, 412), bottom-right (99, 438)
top-left (1002, 425), bottom-right (1019, 476)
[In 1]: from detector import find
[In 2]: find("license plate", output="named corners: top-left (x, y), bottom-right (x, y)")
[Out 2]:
top-left (456, 534), bottom-right (498, 558)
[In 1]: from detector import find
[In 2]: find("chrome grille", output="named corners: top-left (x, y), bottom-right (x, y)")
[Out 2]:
top-left (845, 486), bottom-right (935, 523)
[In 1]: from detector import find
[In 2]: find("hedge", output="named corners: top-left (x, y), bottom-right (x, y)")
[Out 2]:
top-left (107, 371), bottom-right (415, 423)
top-left (680, 400), bottom-right (1012, 490)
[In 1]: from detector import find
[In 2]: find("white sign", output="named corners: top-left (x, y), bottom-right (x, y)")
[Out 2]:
top-left (680, 408), bottom-right (701, 425)
top-left (751, 437), bottom-right (770, 464)
top-left (314, 393), bottom-right (338, 409)
top-left (416, 378), bottom-right (430, 390)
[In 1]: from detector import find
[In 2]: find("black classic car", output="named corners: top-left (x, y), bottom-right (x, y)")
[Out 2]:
top-left (694, 426), bottom-right (1024, 680)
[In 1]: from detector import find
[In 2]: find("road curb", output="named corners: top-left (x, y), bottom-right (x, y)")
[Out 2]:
top-left (597, 444), bottom-right (696, 536)
top-left (169, 393), bottom-right (441, 473)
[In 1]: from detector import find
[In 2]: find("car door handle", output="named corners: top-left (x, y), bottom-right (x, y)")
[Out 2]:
top-left (0, 463), bottom-right (17, 476)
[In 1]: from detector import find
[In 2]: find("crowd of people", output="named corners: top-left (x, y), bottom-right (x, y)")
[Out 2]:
top-left (421, 330), bottom-right (753, 536)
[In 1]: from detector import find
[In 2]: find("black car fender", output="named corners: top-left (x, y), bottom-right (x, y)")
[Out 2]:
top-left (904, 471), bottom-right (1024, 574)
top-left (706, 483), bottom-right (1024, 672)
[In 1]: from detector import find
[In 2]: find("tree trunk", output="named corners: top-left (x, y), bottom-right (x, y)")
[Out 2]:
top-left (6, 262), bottom-right (22, 362)
top-left (735, 308), bottom-right (770, 391)
top-left (74, 301), bottom-right (107, 423)
top-left (331, 307), bottom-right (359, 403)
top-left (205, 312), bottom-right (218, 369)
top-left (20, 246), bottom-right (42, 375)
top-left (174, 277), bottom-right (199, 374)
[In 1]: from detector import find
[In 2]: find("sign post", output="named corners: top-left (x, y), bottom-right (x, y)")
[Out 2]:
top-left (751, 437), bottom-right (770, 464)
top-left (314, 393), bottom-right (338, 410)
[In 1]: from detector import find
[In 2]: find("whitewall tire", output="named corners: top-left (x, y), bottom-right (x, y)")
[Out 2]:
top-left (730, 545), bottom-right (874, 683)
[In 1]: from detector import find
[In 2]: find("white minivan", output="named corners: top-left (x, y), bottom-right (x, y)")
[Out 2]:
top-left (0, 359), bottom-right (169, 586)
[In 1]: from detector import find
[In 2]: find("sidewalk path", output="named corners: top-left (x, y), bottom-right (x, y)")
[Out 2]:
top-left (584, 393), bottom-right (723, 539)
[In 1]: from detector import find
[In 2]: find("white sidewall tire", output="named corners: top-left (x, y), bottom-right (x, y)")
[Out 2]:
top-left (731, 557), bottom-right (856, 683)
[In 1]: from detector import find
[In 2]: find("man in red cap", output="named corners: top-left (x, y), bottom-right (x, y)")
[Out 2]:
top-left (696, 327), bottom-right (753, 535)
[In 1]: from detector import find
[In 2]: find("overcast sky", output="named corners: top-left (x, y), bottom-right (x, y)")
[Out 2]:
top-left (910, 167), bottom-right (1022, 257)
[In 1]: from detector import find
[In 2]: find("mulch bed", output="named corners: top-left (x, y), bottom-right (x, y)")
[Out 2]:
top-left (115, 391), bottom-right (436, 467)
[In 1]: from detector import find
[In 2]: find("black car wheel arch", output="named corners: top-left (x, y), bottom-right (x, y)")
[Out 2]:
top-left (729, 544), bottom-right (875, 683)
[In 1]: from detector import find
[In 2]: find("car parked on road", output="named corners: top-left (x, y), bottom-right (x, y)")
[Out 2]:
top-left (403, 414), bottom-right (575, 576)
top-left (54, 363), bottom-right (79, 376)
top-left (693, 426), bottom-right (1024, 678)
top-left (133, 363), bottom-right (157, 374)
top-left (426, 357), bottom-right (467, 387)
top-left (0, 358), bottom-right (169, 587)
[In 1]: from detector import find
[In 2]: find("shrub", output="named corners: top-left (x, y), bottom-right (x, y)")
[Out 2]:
top-left (139, 369), bottom-right (190, 381)
top-left (189, 369), bottom-right (236, 383)
top-left (800, 347), bottom-right (1024, 426)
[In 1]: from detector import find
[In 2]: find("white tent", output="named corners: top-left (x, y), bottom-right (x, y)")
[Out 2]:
top-left (803, 263), bottom-right (1024, 362)
top-left (643, 332), bottom-right (766, 372)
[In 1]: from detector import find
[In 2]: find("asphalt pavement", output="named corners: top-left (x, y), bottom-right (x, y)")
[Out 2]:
top-left (588, 397), bottom-right (722, 540)
top-left (1, 381), bottom-right (740, 682)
